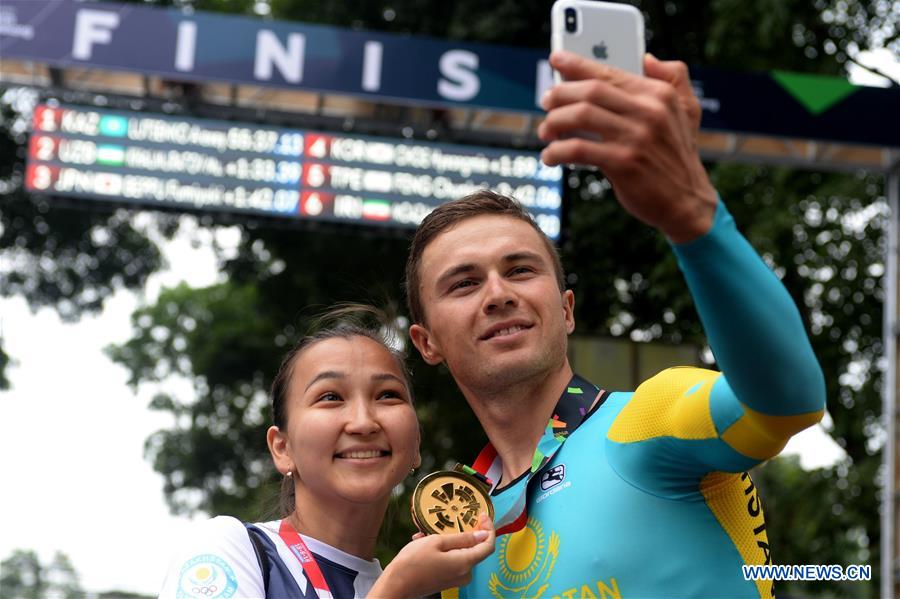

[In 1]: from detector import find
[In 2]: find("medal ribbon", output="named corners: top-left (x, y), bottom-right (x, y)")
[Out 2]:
top-left (278, 519), bottom-right (332, 598)
top-left (470, 373), bottom-right (607, 536)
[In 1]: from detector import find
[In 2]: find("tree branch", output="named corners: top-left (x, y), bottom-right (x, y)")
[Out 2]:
top-left (845, 54), bottom-right (900, 87)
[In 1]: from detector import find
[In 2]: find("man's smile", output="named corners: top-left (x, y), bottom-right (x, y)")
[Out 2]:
top-left (479, 320), bottom-right (535, 341)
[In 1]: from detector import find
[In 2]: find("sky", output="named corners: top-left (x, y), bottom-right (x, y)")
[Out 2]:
top-left (1, 49), bottom-right (897, 598)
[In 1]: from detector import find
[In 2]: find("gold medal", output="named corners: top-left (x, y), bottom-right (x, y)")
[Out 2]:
top-left (411, 464), bottom-right (494, 535)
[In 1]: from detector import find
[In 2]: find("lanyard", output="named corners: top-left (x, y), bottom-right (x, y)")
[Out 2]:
top-left (470, 373), bottom-right (607, 536)
top-left (278, 519), bottom-right (332, 598)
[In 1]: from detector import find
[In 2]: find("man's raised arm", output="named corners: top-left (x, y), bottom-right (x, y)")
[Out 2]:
top-left (539, 51), bottom-right (825, 468)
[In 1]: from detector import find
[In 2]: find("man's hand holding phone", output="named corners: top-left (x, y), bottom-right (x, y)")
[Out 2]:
top-left (539, 50), bottom-right (718, 244)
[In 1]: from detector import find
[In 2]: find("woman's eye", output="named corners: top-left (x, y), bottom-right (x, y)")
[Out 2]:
top-left (378, 389), bottom-right (405, 401)
top-left (319, 392), bottom-right (342, 402)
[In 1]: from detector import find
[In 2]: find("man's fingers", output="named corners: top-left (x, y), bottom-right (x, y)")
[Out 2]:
top-left (550, 50), bottom-right (635, 86)
top-left (547, 51), bottom-right (691, 129)
top-left (643, 53), bottom-right (701, 127)
top-left (643, 53), bottom-right (690, 90)
top-left (540, 78), bottom-right (643, 116)
top-left (541, 137), bottom-right (631, 169)
top-left (550, 50), bottom-right (694, 105)
top-left (538, 102), bottom-right (634, 143)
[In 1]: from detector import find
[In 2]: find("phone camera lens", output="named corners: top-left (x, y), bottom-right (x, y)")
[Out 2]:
top-left (564, 7), bottom-right (577, 33)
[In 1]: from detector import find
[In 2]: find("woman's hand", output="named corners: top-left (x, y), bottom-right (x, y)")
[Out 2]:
top-left (369, 516), bottom-right (495, 598)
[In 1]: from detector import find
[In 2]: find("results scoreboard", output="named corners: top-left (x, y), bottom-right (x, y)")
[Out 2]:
top-left (25, 104), bottom-right (564, 239)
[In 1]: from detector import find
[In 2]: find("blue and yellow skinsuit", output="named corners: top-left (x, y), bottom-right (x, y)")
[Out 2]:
top-left (452, 200), bottom-right (826, 599)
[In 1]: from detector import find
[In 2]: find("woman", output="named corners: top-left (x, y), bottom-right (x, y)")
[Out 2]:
top-left (159, 309), bottom-right (494, 598)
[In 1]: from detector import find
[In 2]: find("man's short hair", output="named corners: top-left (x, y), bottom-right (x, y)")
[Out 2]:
top-left (405, 189), bottom-right (566, 325)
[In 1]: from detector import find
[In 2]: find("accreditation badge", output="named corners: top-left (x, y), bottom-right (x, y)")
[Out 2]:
top-left (411, 464), bottom-right (494, 535)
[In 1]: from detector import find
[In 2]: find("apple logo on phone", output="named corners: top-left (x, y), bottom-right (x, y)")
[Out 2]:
top-left (593, 43), bottom-right (608, 60)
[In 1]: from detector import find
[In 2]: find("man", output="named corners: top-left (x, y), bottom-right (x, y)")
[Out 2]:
top-left (405, 51), bottom-right (825, 598)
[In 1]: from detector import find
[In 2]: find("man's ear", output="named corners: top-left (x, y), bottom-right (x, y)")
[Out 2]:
top-left (563, 289), bottom-right (575, 334)
top-left (409, 323), bottom-right (445, 365)
top-left (266, 425), bottom-right (294, 476)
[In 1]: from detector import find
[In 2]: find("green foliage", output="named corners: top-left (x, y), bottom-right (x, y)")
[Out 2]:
top-left (0, 91), bottom-right (170, 318)
top-left (267, 0), bottom-right (557, 45)
top-left (756, 455), bottom-right (876, 598)
top-left (0, 189), bottom-right (168, 319)
top-left (0, 549), bottom-right (84, 599)
top-left (0, 342), bottom-right (10, 390)
top-left (115, 0), bottom-right (258, 14)
top-left (0, 549), bottom-right (152, 599)
top-left (106, 280), bottom-right (282, 516)
top-left (564, 174), bottom-right (697, 344)
top-left (0, 549), bottom-right (44, 599)
top-left (97, 592), bottom-right (154, 599)
top-left (1, 0), bottom-right (894, 595)
top-left (0, 89), bottom-right (175, 389)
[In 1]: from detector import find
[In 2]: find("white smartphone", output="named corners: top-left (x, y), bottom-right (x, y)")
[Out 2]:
top-left (550, 0), bottom-right (645, 81)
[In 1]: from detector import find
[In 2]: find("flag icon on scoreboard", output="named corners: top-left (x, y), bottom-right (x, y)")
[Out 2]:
top-left (99, 116), bottom-right (128, 137)
top-left (94, 172), bottom-right (123, 195)
top-left (96, 145), bottom-right (125, 166)
top-left (362, 199), bottom-right (391, 221)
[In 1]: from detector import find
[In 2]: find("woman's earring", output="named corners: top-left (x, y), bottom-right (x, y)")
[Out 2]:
top-left (286, 470), bottom-right (293, 478)
top-left (409, 467), bottom-right (416, 477)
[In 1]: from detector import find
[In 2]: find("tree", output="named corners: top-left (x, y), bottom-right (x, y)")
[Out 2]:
top-left (0, 344), bottom-right (10, 390)
top-left (0, 549), bottom-right (84, 599)
top-left (97, 592), bottom-right (155, 599)
top-left (0, 549), bottom-right (44, 599)
top-left (45, 553), bottom-right (83, 599)
top-left (0, 549), bottom-right (152, 599)
top-left (3, 0), bottom-right (894, 595)
top-left (0, 88), bottom-right (174, 389)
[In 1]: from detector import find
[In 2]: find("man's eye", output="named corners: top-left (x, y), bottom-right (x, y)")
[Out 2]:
top-left (510, 266), bottom-right (533, 276)
top-left (450, 279), bottom-right (476, 291)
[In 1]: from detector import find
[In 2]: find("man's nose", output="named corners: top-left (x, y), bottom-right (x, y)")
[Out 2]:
top-left (482, 273), bottom-right (517, 313)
